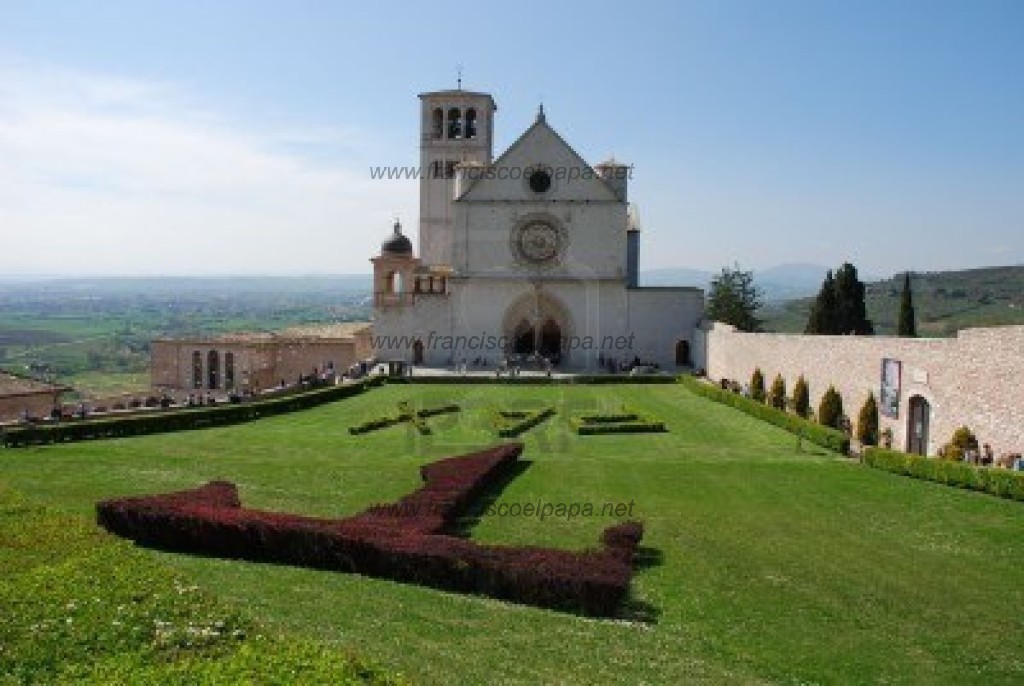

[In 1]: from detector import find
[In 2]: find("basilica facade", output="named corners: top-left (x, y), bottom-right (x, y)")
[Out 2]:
top-left (371, 87), bottom-right (704, 370)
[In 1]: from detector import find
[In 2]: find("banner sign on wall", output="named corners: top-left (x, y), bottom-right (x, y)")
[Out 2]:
top-left (880, 358), bottom-right (902, 419)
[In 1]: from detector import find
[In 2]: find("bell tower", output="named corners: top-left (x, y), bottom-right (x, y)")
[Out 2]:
top-left (418, 85), bottom-right (496, 266)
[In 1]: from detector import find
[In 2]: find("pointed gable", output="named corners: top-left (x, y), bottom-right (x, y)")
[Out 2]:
top-left (457, 119), bottom-right (621, 203)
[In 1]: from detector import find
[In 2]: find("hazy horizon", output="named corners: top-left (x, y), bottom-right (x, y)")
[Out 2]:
top-left (2, 1), bottom-right (1021, 276)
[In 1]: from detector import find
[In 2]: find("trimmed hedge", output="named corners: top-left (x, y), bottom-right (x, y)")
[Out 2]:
top-left (680, 376), bottom-right (849, 454)
top-left (576, 422), bottom-right (666, 435)
top-left (348, 402), bottom-right (460, 435)
top-left (572, 408), bottom-right (666, 435)
top-left (389, 374), bottom-right (678, 385)
top-left (492, 407), bottom-right (555, 438)
top-left (96, 443), bottom-right (644, 617)
top-left (1, 378), bottom-right (385, 448)
top-left (863, 447), bottom-right (1024, 502)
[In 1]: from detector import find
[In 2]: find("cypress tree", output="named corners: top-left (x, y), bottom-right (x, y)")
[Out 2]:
top-left (768, 374), bottom-right (787, 410)
top-left (805, 270), bottom-right (838, 334)
top-left (834, 262), bottom-right (874, 335)
top-left (856, 392), bottom-right (879, 446)
top-left (898, 272), bottom-right (917, 337)
top-left (750, 368), bottom-right (766, 402)
top-left (818, 385), bottom-right (844, 429)
top-left (791, 375), bottom-right (810, 418)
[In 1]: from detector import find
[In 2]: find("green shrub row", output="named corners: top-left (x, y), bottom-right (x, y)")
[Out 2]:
top-left (679, 375), bottom-right (850, 454)
top-left (1, 378), bottom-right (384, 448)
top-left (576, 421), bottom-right (666, 435)
top-left (348, 402), bottom-right (460, 436)
top-left (863, 447), bottom-right (1024, 502)
top-left (492, 407), bottom-right (555, 437)
top-left (572, 408), bottom-right (666, 435)
top-left (389, 374), bottom-right (678, 385)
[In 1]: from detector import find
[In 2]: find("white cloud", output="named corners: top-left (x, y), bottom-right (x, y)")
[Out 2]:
top-left (0, 62), bottom-right (417, 275)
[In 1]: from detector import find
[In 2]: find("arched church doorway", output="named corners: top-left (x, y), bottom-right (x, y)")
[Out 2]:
top-left (412, 339), bottom-right (424, 364)
top-left (502, 290), bottom-right (572, 365)
top-left (675, 339), bottom-right (691, 366)
top-left (907, 395), bottom-right (930, 455)
top-left (539, 318), bottom-right (561, 360)
top-left (512, 319), bottom-right (535, 355)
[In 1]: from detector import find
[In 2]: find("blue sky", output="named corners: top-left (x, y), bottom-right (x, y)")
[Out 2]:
top-left (1, 0), bottom-right (1021, 276)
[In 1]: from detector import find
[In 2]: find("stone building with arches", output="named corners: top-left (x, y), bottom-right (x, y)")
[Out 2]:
top-left (370, 86), bottom-right (705, 370)
top-left (150, 323), bottom-right (371, 394)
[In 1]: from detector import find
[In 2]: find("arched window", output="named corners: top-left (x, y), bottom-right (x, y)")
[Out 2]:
top-left (447, 107), bottom-right (461, 139)
top-left (224, 352), bottom-right (235, 389)
top-left (465, 108), bottom-right (478, 139)
top-left (192, 351), bottom-right (203, 389)
top-left (207, 350), bottom-right (220, 389)
top-left (431, 108), bottom-right (443, 138)
top-left (386, 271), bottom-right (403, 294)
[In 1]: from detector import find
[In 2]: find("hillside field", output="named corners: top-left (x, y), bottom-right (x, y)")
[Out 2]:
top-left (1, 382), bottom-right (1022, 683)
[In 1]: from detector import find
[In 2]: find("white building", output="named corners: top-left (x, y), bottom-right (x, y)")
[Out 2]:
top-left (370, 86), bottom-right (704, 371)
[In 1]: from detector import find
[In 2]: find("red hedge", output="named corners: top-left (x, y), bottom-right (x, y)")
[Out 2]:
top-left (96, 443), bottom-right (644, 616)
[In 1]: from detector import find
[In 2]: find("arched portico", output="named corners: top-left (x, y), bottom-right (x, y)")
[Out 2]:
top-left (501, 290), bottom-right (572, 365)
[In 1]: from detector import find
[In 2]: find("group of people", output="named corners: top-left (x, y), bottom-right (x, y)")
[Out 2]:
top-left (964, 443), bottom-right (1024, 470)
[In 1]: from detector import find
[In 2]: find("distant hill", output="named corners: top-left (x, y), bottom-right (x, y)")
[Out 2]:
top-left (761, 265), bottom-right (1024, 335)
top-left (640, 263), bottom-right (831, 302)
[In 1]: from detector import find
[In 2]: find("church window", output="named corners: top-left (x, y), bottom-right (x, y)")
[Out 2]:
top-left (447, 107), bottom-right (462, 139)
top-left (465, 108), bottom-right (477, 139)
top-left (192, 351), bottom-right (202, 389)
top-left (431, 108), bottom-right (443, 138)
top-left (224, 352), bottom-right (235, 388)
top-left (207, 350), bottom-right (220, 389)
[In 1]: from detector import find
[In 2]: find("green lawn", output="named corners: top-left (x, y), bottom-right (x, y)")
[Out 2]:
top-left (2, 383), bottom-right (1022, 684)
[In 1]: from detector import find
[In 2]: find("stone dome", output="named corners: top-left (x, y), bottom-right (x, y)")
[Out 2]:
top-left (381, 220), bottom-right (413, 256)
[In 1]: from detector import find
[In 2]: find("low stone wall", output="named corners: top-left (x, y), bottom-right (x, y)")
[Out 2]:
top-left (701, 323), bottom-right (1024, 457)
top-left (0, 391), bottom-right (62, 422)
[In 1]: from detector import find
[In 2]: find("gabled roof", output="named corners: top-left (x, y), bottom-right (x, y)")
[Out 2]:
top-left (455, 116), bottom-right (621, 202)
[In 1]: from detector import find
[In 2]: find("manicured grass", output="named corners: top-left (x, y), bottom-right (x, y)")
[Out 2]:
top-left (2, 383), bottom-right (1023, 683)
top-left (0, 483), bottom-right (401, 684)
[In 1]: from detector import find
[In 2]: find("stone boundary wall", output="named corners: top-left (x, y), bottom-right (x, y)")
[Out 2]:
top-left (700, 323), bottom-right (1024, 457)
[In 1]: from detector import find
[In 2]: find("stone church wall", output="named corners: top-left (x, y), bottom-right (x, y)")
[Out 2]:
top-left (627, 288), bottom-right (705, 370)
top-left (703, 323), bottom-right (1024, 456)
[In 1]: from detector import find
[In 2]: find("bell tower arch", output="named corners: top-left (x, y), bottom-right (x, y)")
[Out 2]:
top-left (418, 86), bottom-right (496, 267)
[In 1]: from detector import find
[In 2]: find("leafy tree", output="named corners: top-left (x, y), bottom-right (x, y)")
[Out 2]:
top-left (791, 375), bottom-right (810, 418)
top-left (750, 368), bottom-right (766, 402)
top-left (805, 263), bottom-right (873, 335)
top-left (768, 374), bottom-right (786, 410)
top-left (856, 392), bottom-right (879, 446)
top-left (898, 272), bottom-right (917, 337)
top-left (706, 264), bottom-right (763, 332)
top-left (818, 385), bottom-right (844, 429)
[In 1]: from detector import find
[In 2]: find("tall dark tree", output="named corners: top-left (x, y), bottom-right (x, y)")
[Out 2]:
top-left (706, 264), bottom-right (763, 332)
top-left (834, 263), bottom-right (874, 335)
top-left (805, 270), bottom-right (838, 334)
top-left (898, 272), bottom-right (917, 337)
top-left (805, 263), bottom-right (873, 335)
